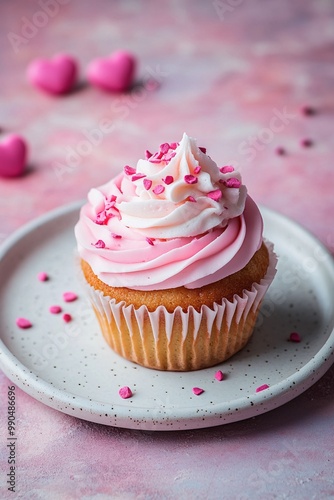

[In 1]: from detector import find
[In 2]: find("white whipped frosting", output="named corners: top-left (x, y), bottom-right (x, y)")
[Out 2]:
top-left (115, 133), bottom-right (247, 238)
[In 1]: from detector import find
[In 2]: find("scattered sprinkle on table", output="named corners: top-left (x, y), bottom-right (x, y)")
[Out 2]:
top-left (301, 105), bottom-right (316, 116)
top-left (192, 387), bottom-right (204, 396)
top-left (119, 386), bottom-right (133, 399)
top-left (37, 272), bottom-right (49, 282)
top-left (214, 370), bottom-right (224, 381)
top-left (275, 146), bottom-right (286, 156)
top-left (49, 305), bottom-right (62, 314)
top-left (289, 332), bottom-right (301, 343)
top-left (63, 313), bottom-right (72, 323)
top-left (256, 384), bottom-right (270, 393)
top-left (63, 292), bottom-right (78, 302)
top-left (301, 138), bottom-right (313, 148)
top-left (16, 317), bottom-right (32, 329)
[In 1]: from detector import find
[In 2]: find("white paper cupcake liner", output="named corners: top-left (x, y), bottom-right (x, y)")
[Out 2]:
top-left (80, 241), bottom-right (277, 370)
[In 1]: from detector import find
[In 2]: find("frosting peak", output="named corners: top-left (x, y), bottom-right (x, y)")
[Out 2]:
top-left (116, 133), bottom-right (247, 238)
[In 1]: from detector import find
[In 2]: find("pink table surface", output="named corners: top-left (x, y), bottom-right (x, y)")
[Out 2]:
top-left (1, 1), bottom-right (334, 498)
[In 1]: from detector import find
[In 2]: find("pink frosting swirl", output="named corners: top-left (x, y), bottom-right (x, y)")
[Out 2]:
top-left (75, 134), bottom-right (263, 290)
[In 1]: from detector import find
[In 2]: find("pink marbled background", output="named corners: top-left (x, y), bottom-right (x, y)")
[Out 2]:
top-left (1, 0), bottom-right (334, 498)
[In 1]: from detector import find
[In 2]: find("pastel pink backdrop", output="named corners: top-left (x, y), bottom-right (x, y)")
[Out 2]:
top-left (1, 1), bottom-right (334, 498)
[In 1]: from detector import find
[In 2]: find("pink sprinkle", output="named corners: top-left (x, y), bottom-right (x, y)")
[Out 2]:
top-left (143, 178), bottom-right (152, 190)
top-left (301, 105), bottom-right (316, 116)
top-left (192, 387), bottom-right (204, 396)
top-left (289, 332), bottom-right (301, 343)
top-left (207, 189), bottom-right (222, 201)
top-left (301, 138), bottom-right (313, 148)
top-left (149, 156), bottom-right (161, 164)
top-left (164, 151), bottom-right (176, 162)
top-left (215, 370), bottom-right (224, 381)
top-left (105, 200), bottom-right (115, 210)
top-left (149, 157), bottom-right (163, 164)
top-left (153, 184), bottom-right (165, 195)
top-left (16, 317), bottom-right (32, 329)
top-left (145, 150), bottom-right (153, 159)
top-left (49, 305), bottom-right (62, 314)
top-left (146, 237), bottom-right (154, 246)
top-left (184, 174), bottom-right (198, 185)
top-left (111, 233), bottom-right (122, 239)
top-left (199, 147), bottom-right (206, 153)
top-left (119, 386), bottom-right (133, 399)
top-left (223, 177), bottom-right (241, 188)
top-left (275, 146), bottom-right (286, 156)
top-left (194, 166), bottom-right (201, 174)
top-left (220, 166), bottom-right (234, 174)
top-left (63, 313), bottom-right (72, 323)
top-left (159, 143), bottom-right (170, 154)
top-left (169, 142), bottom-right (178, 150)
top-left (63, 292), bottom-right (78, 303)
top-left (95, 211), bottom-right (108, 225)
top-left (163, 175), bottom-right (174, 185)
top-left (188, 196), bottom-right (196, 202)
top-left (132, 173), bottom-right (146, 182)
top-left (256, 384), bottom-right (270, 393)
top-left (37, 272), bottom-right (48, 282)
top-left (153, 151), bottom-right (163, 160)
top-left (92, 240), bottom-right (105, 248)
top-left (124, 165), bottom-right (136, 176)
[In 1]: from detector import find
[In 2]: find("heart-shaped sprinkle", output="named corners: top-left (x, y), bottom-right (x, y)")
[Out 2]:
top-left (159, 143), bottom-right (170, 154)
top-left (92, 240), bottom-right (106, 248)
top-left (143, 178), bottom-right (152, 190)
top-left (256, 384), bottom-right (270, 393)
top-left (220, 165), bottom-right (234, 174)
top-left (214, 370), bottom-right (224, 381)
top-left (49, 305), bottom-right (62, 314)
top-left (132, 173), bottom-right (146, 182)
top-left (119, 386), bottom-right (133, 399)
top-left (301, 138), bottom-right (313, 148)
top-left (163, 175), bottom-right (174, 185)
top-left (301, 105), bottom-right (316, 116)
top-left (222, 177), bottom-right (241, 188)
top-left (184, 174), bottom-right (198, 185)
top-left (16, 317), bottom-right (32, 329)
top-left (153, 184), bottom-right (165, 195)
top-left (207, 189), bottom-right (222, 201)
top-left (27, 54), bottom-right (77, 95)
top-left (63, 313), bottom-right (72, 323)
top-left (275, 146), bottom-right (286, 156)
top-left (289, 332), bottom-right (301, 343)
top-left (37, 272), bottom-right (49, 282)
top-left (63, 291), bottom-right (78, 302)
top-left (124, 165), bottom-right (136, 175)
top-left (0, 134), bottom-right (27, 178)
top-left (192, 387), bottom-right (204, 396)
top-left (87, 50), bottom-right (136, 92)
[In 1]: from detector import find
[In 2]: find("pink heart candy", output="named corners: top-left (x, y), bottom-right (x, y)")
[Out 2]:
top-left (27, 54), bottom-right (77, 95)
top-left (0, 134), bottom-right (27, 178)
top-left (87, 50), bottom-right (136, 92)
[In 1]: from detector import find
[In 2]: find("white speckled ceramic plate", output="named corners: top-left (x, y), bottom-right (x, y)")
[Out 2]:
top-left (0, 202), bottom-right (334, 431)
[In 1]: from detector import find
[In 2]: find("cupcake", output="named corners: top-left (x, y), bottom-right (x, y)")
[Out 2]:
top-left (75, 133), bottom-right (277, 371)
